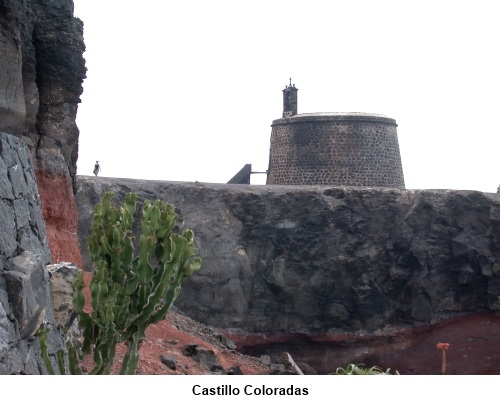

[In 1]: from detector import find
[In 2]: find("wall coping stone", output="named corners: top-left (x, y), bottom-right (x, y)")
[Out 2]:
top-left (272, 112), bottom-right (397, 126)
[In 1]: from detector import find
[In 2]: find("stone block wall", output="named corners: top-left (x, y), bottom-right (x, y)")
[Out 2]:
top-left (266, 113), bottom-right (405, 188)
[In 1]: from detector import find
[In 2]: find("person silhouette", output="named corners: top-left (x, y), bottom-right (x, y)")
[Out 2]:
top-left (93, 161), bottom-right (101, 176)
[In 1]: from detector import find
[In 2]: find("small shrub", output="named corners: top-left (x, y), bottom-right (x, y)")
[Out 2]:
top-left (333, 363), bottom-right (399, 375)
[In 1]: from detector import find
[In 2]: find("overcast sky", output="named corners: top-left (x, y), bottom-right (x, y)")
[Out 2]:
top-left (72, 0), bottom-right (499, 192)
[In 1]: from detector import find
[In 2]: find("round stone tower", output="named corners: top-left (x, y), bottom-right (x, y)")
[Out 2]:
top-left (266, 83), bottom-right (405, 188)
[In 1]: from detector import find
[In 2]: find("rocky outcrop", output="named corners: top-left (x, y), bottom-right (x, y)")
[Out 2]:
top-left (0, 133), bottom-right (50, 263)
top-left (0, 0), bottom-right (27, 135)
top-left (0, 132), bottom-right (68, 374)
top-left (46, 262), bottom-right (79, 328)
top-left (1, 0), bottom-right (84, 372)
top-left (76, 176), bottom-right (500, 373)
top-left (0, 0), bottom-right (85, 266)
top-left (1, 0), bottom-right (85, 177)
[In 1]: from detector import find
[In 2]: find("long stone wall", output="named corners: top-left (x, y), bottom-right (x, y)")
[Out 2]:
top-left (267, 113), bottom-right (405, 188)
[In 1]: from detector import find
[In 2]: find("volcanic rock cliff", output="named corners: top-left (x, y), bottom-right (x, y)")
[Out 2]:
top-left (0, 0), bottom-right (85, 267)
top-left (0, 0), bottom-right (87, 374)
top-left (76, 176), bottom-right (500, 374)
top-left (0, 132), bottom-right (70, 374)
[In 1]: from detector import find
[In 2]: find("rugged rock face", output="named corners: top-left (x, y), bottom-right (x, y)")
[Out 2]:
top-left (1, 0), bottom-right (85, 175)
top-left (1, 0), bottom-right (84, 374)
top-left (0, 132), bottom-right (68, 374)
top-left (0, 0), bottom-right (27, 134)
top-left (0, 0), bottom-right (85, 266)
top-left (76, 176), bottom-right (500, 373)
top-left (0, 134), bottom-right (50, 263)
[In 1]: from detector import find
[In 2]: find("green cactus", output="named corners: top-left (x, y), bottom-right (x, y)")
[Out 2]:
top-left (37, 326), bottom-right (56, 374)
top-left (72, 192), bottom-right (201, 374)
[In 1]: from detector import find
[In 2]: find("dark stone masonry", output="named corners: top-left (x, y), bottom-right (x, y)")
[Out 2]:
top-left (267, 112), bottom-right (405, 188)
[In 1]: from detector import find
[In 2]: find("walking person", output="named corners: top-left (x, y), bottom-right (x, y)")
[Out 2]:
top-left (93, 160), bottom-right (101, 176)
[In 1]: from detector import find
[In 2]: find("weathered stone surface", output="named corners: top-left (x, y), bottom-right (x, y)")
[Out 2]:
top-left (31, 0), bottom-right (86, 267)
top-left (0, 133), bottom-right (51, 263)
top-left (46, 262), bottom-right (78, 327)
top-left (76, 176), bottom-right (500, 332)
top-left (0, 302), bottom-right (20, 374)
top-left (3, 251), bottom-right (54, 328)
top-left (160, 355), bottom-right (177, 370)
top-left (267, 113), bottom-right (405, 188)
top-left (0, 132), bottom-right (68, 374)
top-left (227, 365), bottom-right (243, 375)
top-left (0, 0), bottom-right (85, 267)
top-left (76, 176), bottom-right (500, 374)
top-left (0, 0), bottom-right (85, 180)
top-left (0, 0), bottom-right (26, 135)
top-left (279, 352), bottom-right (304, 375)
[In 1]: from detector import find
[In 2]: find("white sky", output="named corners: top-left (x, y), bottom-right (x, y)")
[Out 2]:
top-left (73, 0), bottom-right (499, 192)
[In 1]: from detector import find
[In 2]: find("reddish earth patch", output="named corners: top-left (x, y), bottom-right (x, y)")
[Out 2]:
top-left (230, 312), bottom-right (500, 375)
top-left (36, 170), bottom-right (84, 268)
top-left (79, 271), bottom-right (271, 375)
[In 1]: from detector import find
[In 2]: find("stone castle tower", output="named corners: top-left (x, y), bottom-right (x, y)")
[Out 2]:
top-left (266, 82), bottom-right (405, 188)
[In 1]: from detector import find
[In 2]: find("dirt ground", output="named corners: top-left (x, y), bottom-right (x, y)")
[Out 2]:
top-left (79, 271), bottom-right (270, 375)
